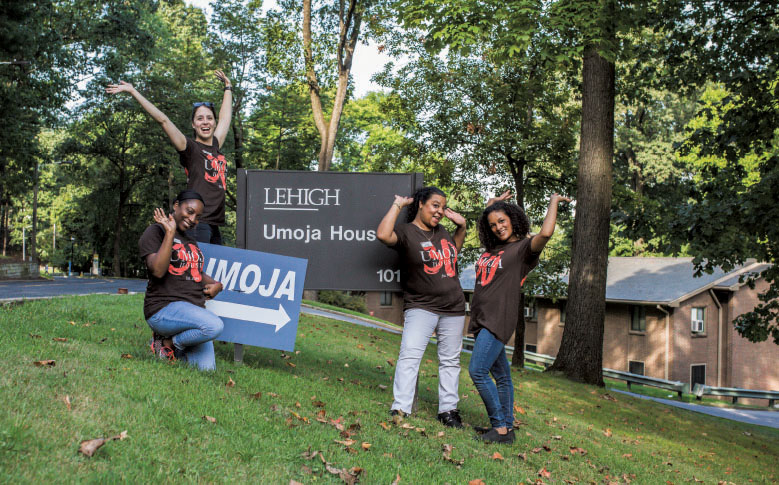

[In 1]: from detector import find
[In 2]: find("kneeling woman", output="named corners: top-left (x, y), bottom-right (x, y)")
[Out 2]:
top-left (469, 193), bottom-right (570, 443)
top-left (139, 190), bottom-right (225, 371)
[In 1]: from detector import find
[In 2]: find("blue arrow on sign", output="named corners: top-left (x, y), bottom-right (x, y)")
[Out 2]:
top-left (199, 243), bottom-right (308, 352)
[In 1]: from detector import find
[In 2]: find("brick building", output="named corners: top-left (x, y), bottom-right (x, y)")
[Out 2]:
top-left (367, 257), bottom-right (778, 402)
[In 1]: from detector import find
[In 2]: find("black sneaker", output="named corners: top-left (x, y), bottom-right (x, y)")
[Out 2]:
top-left (477, 428), bottom-right (515, 444)
top-left (437, 409), bottom-right (464, 429)
top-left (390, 409), bottom-right (406, 417)
top-left (473, 425), bottom-right (491, 434)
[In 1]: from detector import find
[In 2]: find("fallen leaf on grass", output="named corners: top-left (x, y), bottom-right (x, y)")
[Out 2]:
top-left (622, 453), bottom-right (632, 458)
top-left (532, 447), bottom-right (544, 454)
top-left (290, 480), bottom-right (304, 485)
top-left (491, 451), bottom-right (504, 461)
top-left (301, 447), bottom-right (323, 460)
top-left (379, 422), bottom-right (390, 431)
top-left (78, 430), bottom-right (128, 457)
top-left (53, 337), bottom-right (68, 342)
top-left (552, 435), bottom-right (562, 440)
top-left (603, 428), bottom-right (613, 437)
top-left (226, 378), bottom-right (235, 387)
top-left (468, 480), bottom-right (485, 485)
top-left (514, 405), bottom-right (527, 415)
top-left (361, 442), bottom-right (371, 451)
top-left (437, 431), bottom-right (445, 438)
top-left (30, 334), bottom-right (42, 339)
top-left (203, 415), bottom-right (217, 423)
top-left (252, 392), bottom-right (262, 399)
top-left (391, 474), bottom-right (401, 485)
top-left (517, 452), bottom-right (527, 460)
top-left (378, 384), bottom-right (388, 390)
top-left (33, 360), bottom-right (55, 367)
top-left (291, 411), bottom-right (309, 424)
top-left (268, 392), bottom-right (279, 398)
top-left (386, 359), bottom-right (395, 367)
top-left (64, 395), bottom-right (71, 411)
top-left (602, 393), bottom-right (617, 402)
top-left (335, 439), bottom-right (356, 447)
top-left (569, 447), bottom-right (587, 455)
top-left (121, 354), bottom-right (132, 359)
top-left (325, 464), bottom-right (363, 485)
top-left (538, 467), bottom-right (552, 478)
top-left (287, 362), bottom-right (297, 368)
top-left (442, 444), bottom-right (464, 467)
top-left (312, 400), bottom-right (326, 407)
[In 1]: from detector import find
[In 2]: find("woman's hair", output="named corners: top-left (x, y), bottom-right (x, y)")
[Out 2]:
top-left (406, 186), bottom-right (447, 223)
top-left (191, 102), bottom-right (217, 121)
top-left (478, 201), bottom-right (530, 251)
top-left (174, 190), bottom-right (204, 205)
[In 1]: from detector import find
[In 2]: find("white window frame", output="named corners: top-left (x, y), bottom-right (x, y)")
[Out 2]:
top-left (523, 300), bottom-right (537, 320)
top-left (691, 307), bottom-right (705, 333)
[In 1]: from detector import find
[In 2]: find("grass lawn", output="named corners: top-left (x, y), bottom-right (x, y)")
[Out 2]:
top-left (1, 295), bottom-right (777, 483)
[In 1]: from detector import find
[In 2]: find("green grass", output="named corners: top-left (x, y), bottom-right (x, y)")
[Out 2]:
top-left (1, 295), bottom-right (777, 483)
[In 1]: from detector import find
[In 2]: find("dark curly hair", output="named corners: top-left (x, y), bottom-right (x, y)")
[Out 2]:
top-left (478, 201), bottom-right (530, 251)
top-left (406, 186), bottom-right (447, 223)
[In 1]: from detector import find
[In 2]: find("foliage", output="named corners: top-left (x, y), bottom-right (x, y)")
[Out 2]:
top-left (317, 290), bottom-right (368, 314)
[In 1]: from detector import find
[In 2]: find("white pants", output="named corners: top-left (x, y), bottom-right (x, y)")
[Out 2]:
top-left (391, 308), bottom-right (465, 414)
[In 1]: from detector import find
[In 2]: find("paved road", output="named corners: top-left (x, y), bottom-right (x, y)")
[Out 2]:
top-left (0, 276), bottom-right (147, 301)
top-left (612, 389), bottom-right (779, 429)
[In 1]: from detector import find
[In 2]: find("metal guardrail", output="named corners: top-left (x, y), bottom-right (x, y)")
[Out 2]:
top-left (603, 368), bottom-right (689, 397)
top-left (693, 384), bottom-right (779, 407)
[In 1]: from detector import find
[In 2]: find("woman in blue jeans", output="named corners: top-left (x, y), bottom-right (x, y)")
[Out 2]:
top-left (468, 192), bottom-right (570, 443)
top-left (139, 190), bottom-right (224, 370)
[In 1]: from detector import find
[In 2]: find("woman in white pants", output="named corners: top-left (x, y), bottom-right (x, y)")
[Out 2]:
top-left (377, 186), bottom-right (467, 428)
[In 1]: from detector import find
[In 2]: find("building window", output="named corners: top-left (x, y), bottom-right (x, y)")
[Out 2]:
top-left (525, 344), bottom-right (537, 353)
top-left (628, 361), bottom-right (645, 376)
top-left (524, 300), bottom-right (537, 321)
top-left (630, 305), bottom-right (646, 332)
top-left (380, 291), bottom-right (393, 307)
top-left (691, 307), bottom-right (705, 333)
top-left (691, 364), bottom-right (706, 388)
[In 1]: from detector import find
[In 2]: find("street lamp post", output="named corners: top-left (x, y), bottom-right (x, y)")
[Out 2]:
top-left (68, 237), bottom-right (75, 277)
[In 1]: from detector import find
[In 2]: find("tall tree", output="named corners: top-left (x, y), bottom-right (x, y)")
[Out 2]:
top-left (302, 0), bottom-right (365, 171)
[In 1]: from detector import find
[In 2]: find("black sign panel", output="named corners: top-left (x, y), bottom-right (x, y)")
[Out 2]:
top-left (236, 170), bottom-right (423, 290)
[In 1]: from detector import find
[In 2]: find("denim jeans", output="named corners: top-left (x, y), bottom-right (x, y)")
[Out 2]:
top-left (391, 308), bottom-right (465, 414)
top-left (188, 223), bottom-right (222, 245)
top-left (147, 301), bottom-right (224, 371)
top-left (468, 328), bottom-right (514, 429)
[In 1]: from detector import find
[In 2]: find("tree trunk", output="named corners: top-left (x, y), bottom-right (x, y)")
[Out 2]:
top-left (1, 202), bottom-right (6, 257)
top-left (511, 292), bottom-right (526, 367)
top-left (112, 169), bottom-right (127, 277)
top-left (302, 0), bottom-right (362, 171)
top-left (233, 93), bottom-right (244, 170)
top-left (547, 44), bottom-right (615, 386)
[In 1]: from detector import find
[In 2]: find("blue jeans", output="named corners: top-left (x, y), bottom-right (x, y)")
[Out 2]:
top-left (189, 223), bottom-right (222, 245)
top-left (468, 328), bottom-right (514, 429)
top-left (147, 301), bottom-right (224, 371)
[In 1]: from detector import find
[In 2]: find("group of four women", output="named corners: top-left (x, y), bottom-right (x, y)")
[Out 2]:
top-left (108, 71), bottom-right (571, 443)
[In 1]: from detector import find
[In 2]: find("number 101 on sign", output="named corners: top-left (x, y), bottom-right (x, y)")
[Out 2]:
top-left (377, 269), bottom-right (401, 283)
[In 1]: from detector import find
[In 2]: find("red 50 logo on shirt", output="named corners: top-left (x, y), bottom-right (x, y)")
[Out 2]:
top-left (169, 242), bottom-right (203, 282)
top-left (420, 239), bottom-right (458, 278)
top-left (475, 251), bottom-right (504, 286)
top-left (204, 152), bottom-right (227, 189)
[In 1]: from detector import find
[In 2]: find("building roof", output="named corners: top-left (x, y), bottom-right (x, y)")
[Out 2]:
top-left (459, 257), bottom-right (768, 307)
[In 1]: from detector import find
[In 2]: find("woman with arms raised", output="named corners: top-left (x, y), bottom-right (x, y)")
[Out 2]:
top-left (468, 192), bottom-right (571, 443)
top-left (107, 70), bottom-right (232, 244)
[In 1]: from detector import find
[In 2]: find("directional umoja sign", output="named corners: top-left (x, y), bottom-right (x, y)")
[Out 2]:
top-left (199, 243), bottom-right (308, 352)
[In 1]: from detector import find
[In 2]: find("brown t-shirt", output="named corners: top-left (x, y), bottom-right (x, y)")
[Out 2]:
top-left (178, 137), bottom-right (227, 225)
top-left (468, 237), bottom-right (540, 344)
top-left (139, 223), bottom-right (207, 319)
top-left (391, 223), bottom-right (465, 315)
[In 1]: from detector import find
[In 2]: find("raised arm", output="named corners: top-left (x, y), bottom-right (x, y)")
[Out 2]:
top-left (213, 70), bottom-right (233, 148)
top-left (106, 81), bottom-right (187, 151)
top-left (144, 209), bottom-right (178, 278)
top-left (377, 195), bottom-right (413, 246)
top-left (530, 193), bottom-right (572, 253)
top-left (443, 207), bottom-right (467, 251)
